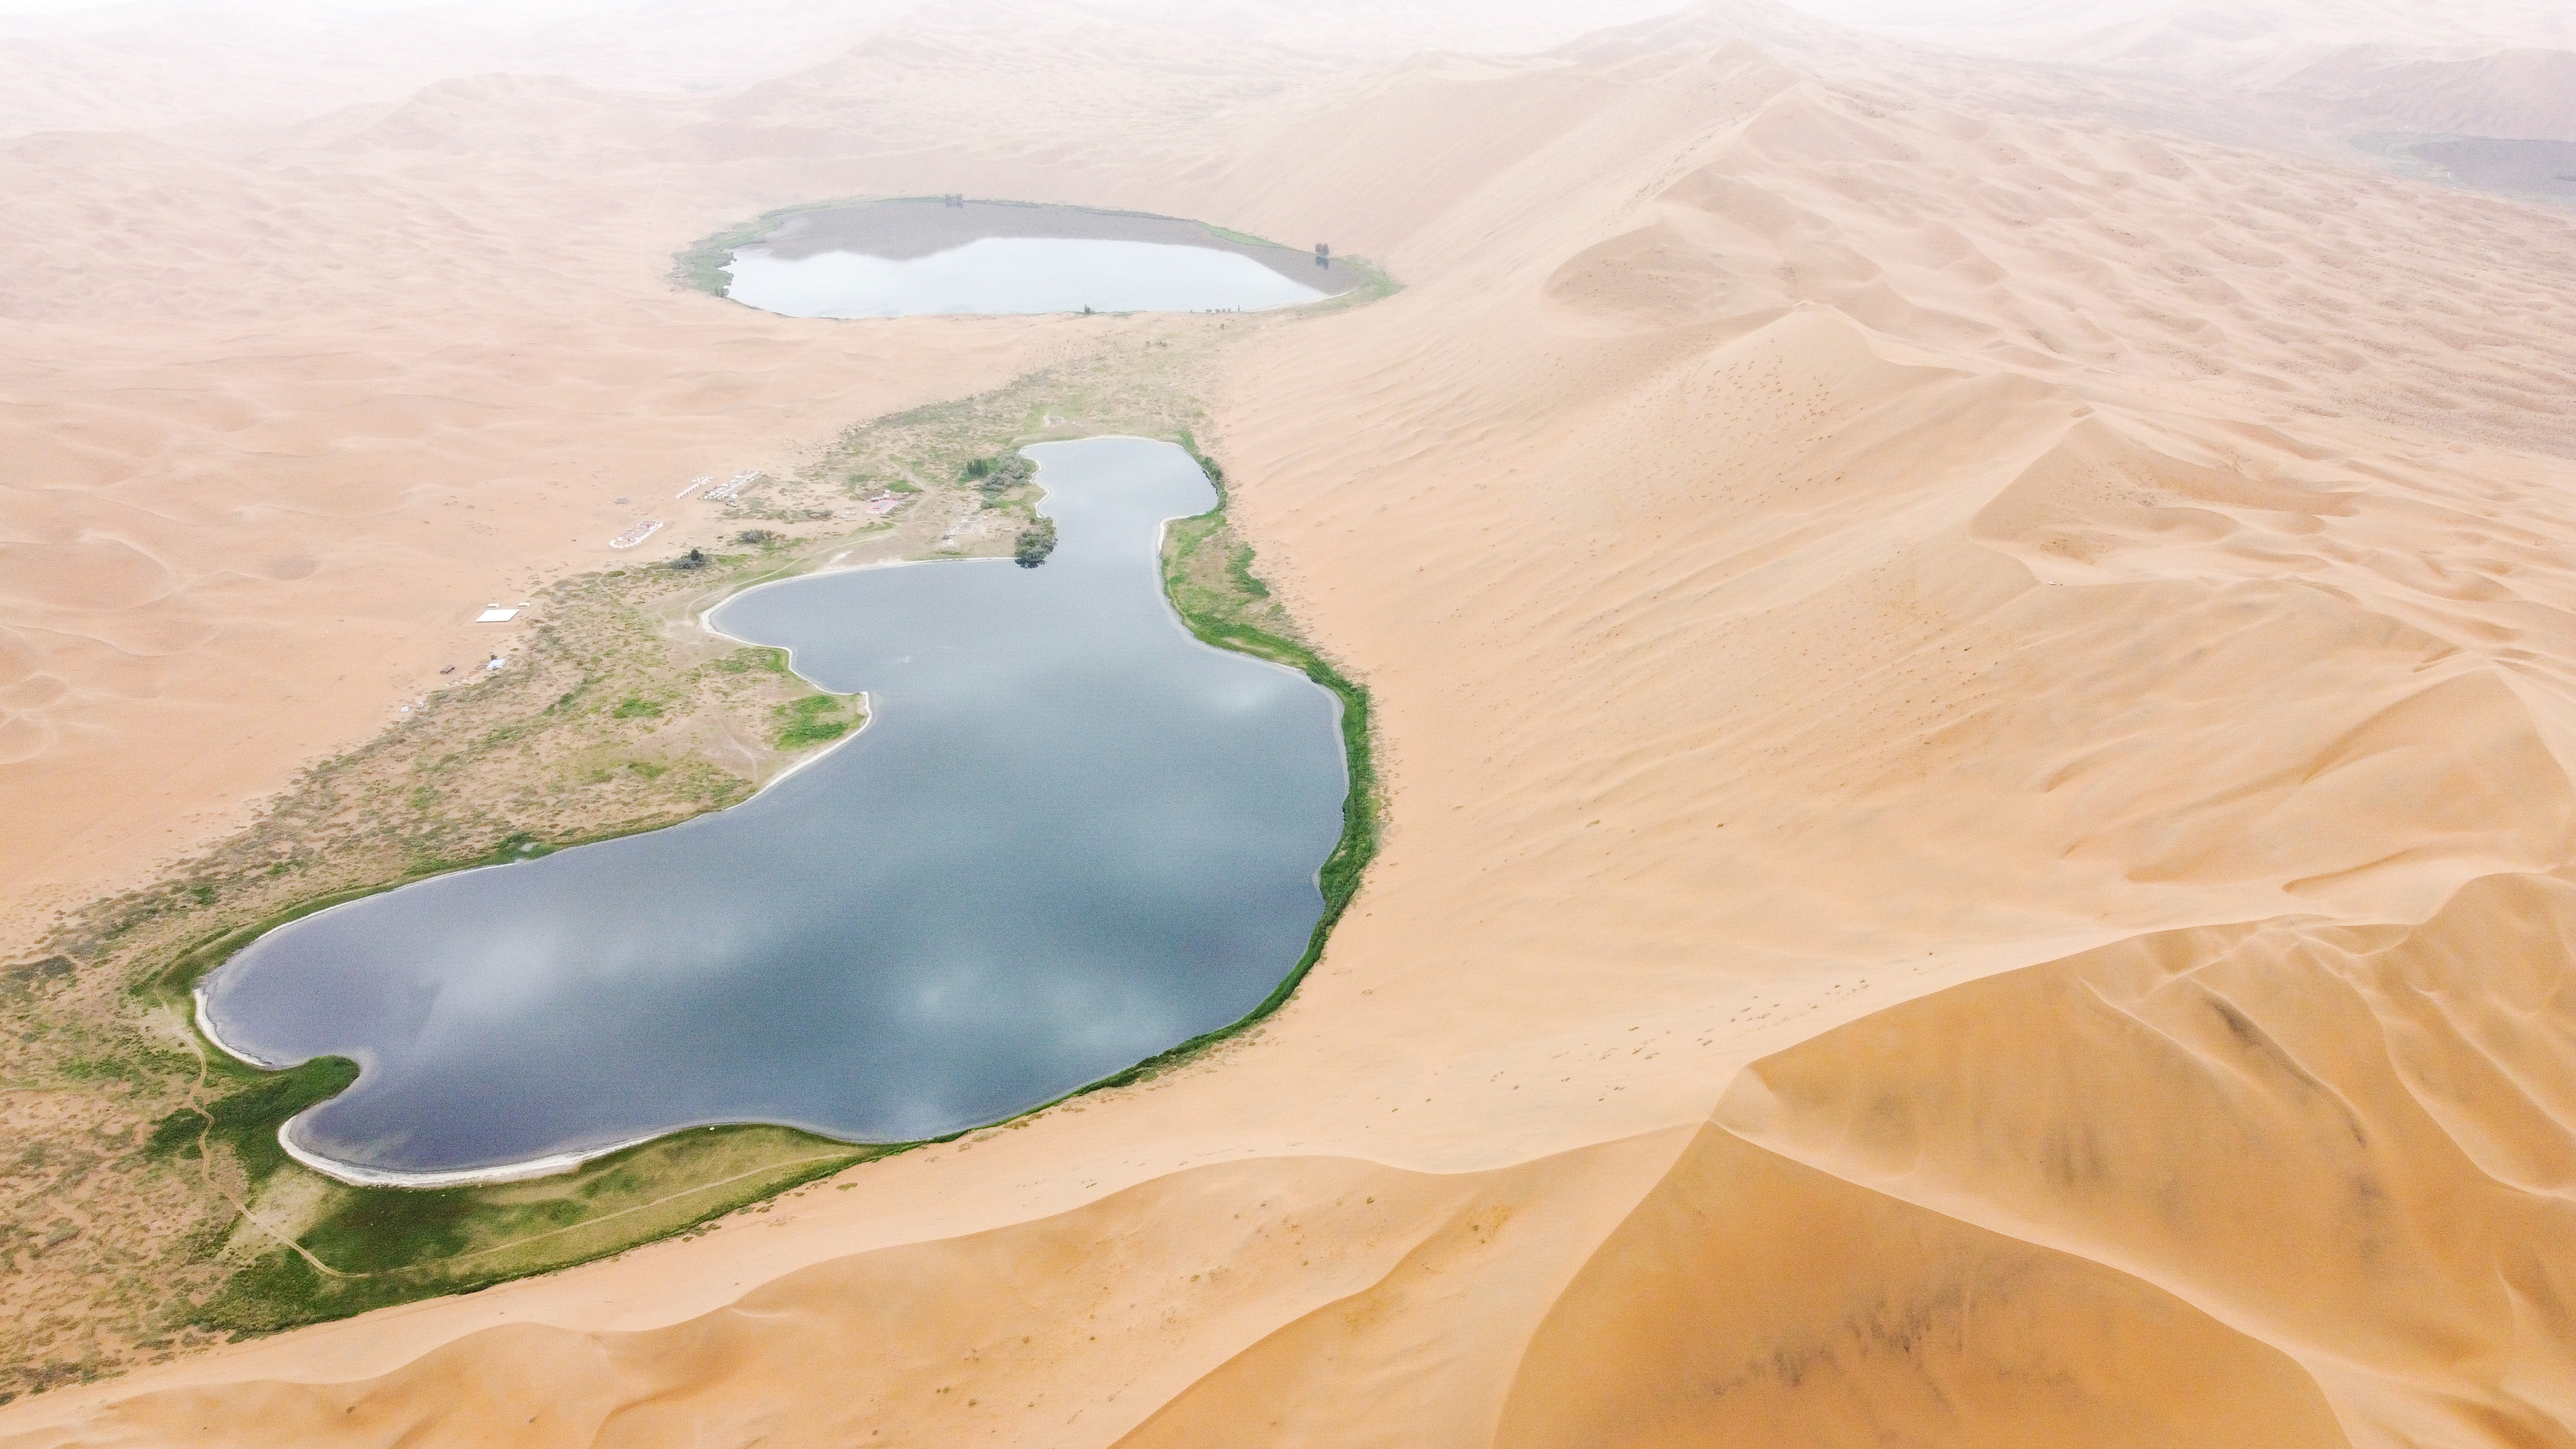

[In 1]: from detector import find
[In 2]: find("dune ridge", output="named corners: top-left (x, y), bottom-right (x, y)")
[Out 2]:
top-left (5, 2), bottom-right (2575, 1444)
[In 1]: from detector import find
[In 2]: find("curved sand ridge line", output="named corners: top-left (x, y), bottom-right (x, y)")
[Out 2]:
top-left (8, 6), bottom-right (2576, 1448)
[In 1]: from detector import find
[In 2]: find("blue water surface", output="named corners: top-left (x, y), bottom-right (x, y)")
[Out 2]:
top-left (201, 437), bottom-right (1347, 1177)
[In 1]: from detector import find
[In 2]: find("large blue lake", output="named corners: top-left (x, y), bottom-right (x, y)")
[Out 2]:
top-left (200, 437), bottom-right (1347, 1182)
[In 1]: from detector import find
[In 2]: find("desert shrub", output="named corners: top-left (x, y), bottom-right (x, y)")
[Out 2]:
top-left (1015, 518), bottom-right (1059, 568)
top-left (961, 453), bottom-right (1034, 504)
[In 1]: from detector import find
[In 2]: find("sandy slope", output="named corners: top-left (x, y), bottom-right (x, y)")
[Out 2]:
top-left (6, 1), bottom-right (2576, 1444)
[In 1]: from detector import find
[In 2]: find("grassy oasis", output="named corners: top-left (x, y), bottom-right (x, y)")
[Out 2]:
top-left (124, 431), bottom-right (1378, 1336)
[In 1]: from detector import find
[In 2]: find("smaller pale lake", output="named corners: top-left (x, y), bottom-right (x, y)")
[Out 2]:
top-left (727, 238), bottom-right (1327, 317)
top-left (198, 438), bottom-right (1349, 1182)
top-left (714, 198), bottom-right (1360, 318)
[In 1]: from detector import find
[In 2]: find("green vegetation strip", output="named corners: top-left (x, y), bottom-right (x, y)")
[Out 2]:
top-left (668, 198), bottom-right (865, 295)
top-left (192, 1130), bottom-right (886, 1332)
top-left (1094, 435), bottom-right (1379, 1086)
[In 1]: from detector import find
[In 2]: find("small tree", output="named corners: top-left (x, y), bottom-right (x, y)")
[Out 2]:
top-left (1015, 518), bottom-right (1058, 567)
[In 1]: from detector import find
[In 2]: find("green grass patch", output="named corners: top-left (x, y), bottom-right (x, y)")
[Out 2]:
top-left (146, 1056), bottom-right (359, 1189)
top-left (710, 645), bottom-right (793, 676)
top-left (1317, 253), bottom-right (1403, 310)
top-left (669, 204), bottom-right (820, 296)
top-left (773, 693), bottom-right (858, 748)
top-left (1226, 542), bottom-right (1269, 600)
top-left (1202, 222), bottom-right (1286, 249)
top-left (202, 1126), bottom-right (884, 1334)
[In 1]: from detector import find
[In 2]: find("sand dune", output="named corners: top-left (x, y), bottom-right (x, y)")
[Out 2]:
top-left (6, 1), bottom-right (2576, 1444)
top-left (1802, 0), bottom-right (2576, 146)
top-left (1717, 877), bottom-right (2576, 1444)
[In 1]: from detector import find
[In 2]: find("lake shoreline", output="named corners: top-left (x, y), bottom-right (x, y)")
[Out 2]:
top-left (742, 196), bottom-right (1366, 292)
top-left (192, 437), bottom-right (1372, 1191)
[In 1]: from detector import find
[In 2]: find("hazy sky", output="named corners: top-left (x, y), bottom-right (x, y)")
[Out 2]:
top-left (0, 0), bottom-right (2174, 21)
top-left (0, 0), bottom-right (632, 21)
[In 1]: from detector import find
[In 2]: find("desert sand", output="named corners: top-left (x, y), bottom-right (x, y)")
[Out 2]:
top-left (5, 0), bottom-right (2575, 1444)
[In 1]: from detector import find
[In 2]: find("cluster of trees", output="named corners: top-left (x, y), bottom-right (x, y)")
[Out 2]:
top-left (961, 452), bottom-right (1034, 504)
top-left (1016, 518), bottom-right (1058, 567)
top-left (964, 451), bottom-right (1056, 564)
